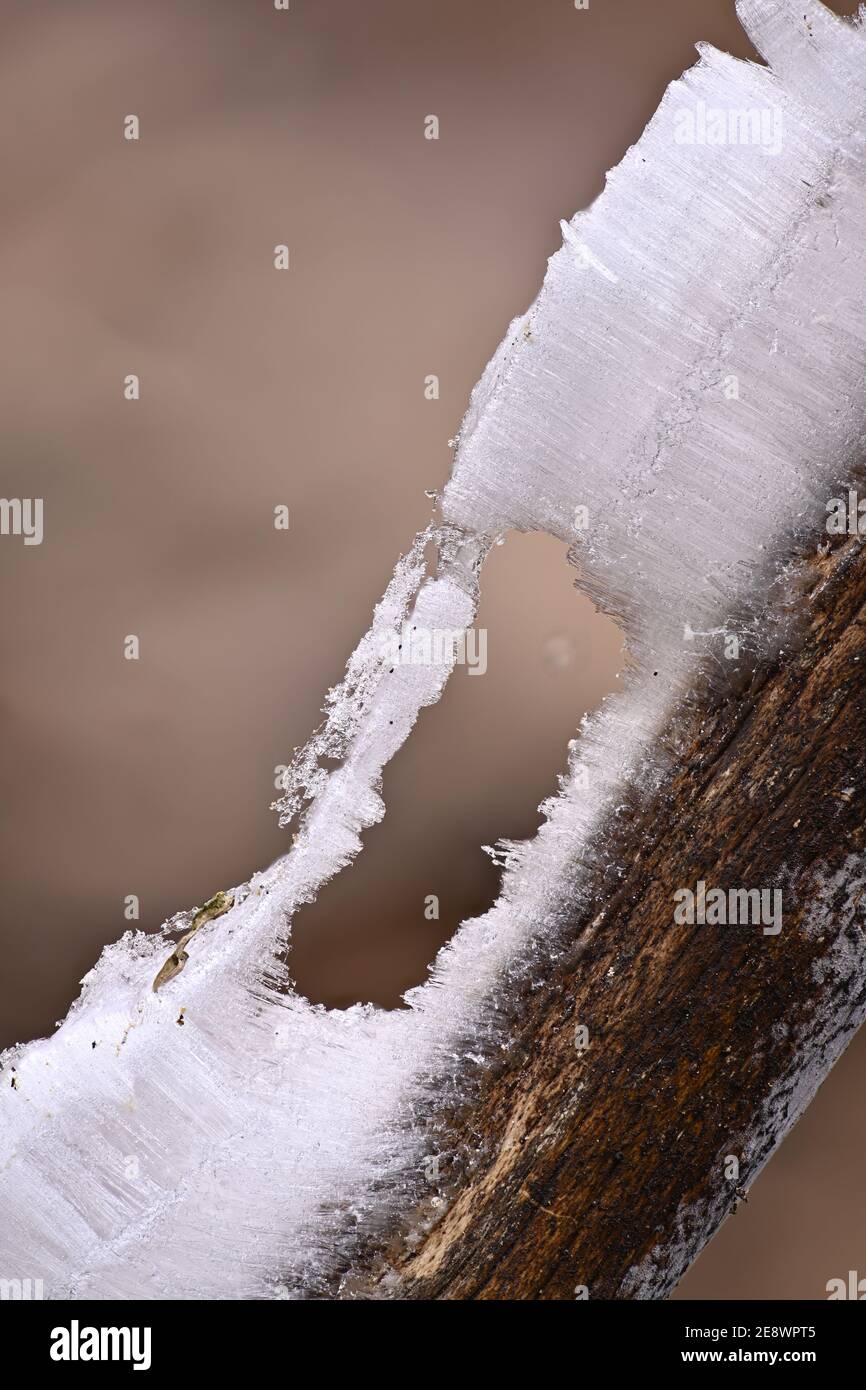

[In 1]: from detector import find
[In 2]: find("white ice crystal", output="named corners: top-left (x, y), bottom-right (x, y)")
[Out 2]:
top-left (3, 0), bottom-right (866, 1298)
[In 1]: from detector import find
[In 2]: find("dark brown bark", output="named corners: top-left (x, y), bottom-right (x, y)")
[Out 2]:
top-left (359, 534), bottom-right (866, 1300)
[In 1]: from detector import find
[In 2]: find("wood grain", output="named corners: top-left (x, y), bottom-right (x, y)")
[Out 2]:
top-left (359, 534), bottom-right (866, 1300)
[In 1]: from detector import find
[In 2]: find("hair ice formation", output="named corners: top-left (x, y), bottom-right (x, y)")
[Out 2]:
top-left (2, 0), bottom-right (866, 1299)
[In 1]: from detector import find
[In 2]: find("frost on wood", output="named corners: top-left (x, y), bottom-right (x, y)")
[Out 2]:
top-left (3, 0), bottom-right (866, 1299)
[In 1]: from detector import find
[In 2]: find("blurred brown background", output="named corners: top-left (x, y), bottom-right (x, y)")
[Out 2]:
top-left (1, 0), bottom-right (863, 1299)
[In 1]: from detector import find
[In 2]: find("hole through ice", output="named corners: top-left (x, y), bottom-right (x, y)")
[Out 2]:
top-left (288, 532), bottom-right (624, 1011)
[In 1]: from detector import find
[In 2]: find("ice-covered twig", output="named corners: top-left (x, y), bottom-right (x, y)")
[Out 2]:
top-left (2, 0), bottom-right (866, 1300)
top-left (358, 532), bottom-right (866, 1299)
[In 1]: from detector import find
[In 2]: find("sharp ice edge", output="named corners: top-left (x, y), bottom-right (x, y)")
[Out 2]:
top-left (3, 0), bottom-right (866, 1298)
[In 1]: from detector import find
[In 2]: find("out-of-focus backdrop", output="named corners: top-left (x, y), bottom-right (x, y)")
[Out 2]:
top-left (0, 0), bottom-right (863, 1299)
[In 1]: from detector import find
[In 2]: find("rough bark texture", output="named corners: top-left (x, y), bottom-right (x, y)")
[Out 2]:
top-left (359, 533), bottom-right (866, 1300)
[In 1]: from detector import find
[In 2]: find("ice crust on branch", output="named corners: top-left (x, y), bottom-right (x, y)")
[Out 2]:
top-left (3, 0), bottom-right (866, 1298)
